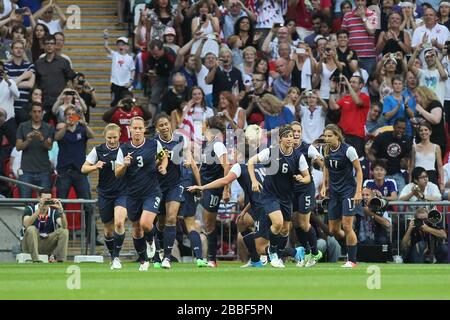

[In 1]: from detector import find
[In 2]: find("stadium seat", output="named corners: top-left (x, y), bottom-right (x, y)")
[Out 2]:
top-left (65, 187), bottom-right (82, 231)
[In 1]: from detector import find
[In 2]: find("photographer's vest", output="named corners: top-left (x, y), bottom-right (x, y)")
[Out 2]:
top-left (24, 205), bottom-right (60, 234)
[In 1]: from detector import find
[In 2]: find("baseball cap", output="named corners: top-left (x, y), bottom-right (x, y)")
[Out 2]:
top-left (116, 36), bottom-right (129, 44)
top-left (164, 27), bottom-right (176, 36)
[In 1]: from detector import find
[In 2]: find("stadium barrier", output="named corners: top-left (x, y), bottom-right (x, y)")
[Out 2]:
top-left (0, 198), bottom-right (98, 257)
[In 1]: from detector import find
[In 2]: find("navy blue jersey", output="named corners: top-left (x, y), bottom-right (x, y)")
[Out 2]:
top-left (200, 140), bottom-right (227, 184)
top-left (325, 143), bottom-right (359, 194)
top-left (116, 138), bottom-right (163, 197)
top-left (86, 143), bottom-right (126, 198)
top-left (258, 147), bottom-right (309, 201)
top-left (230, 163), bottom-right (265, 208)
top-left (156, 134), bottom-right (185, 191)
top-left (292, 142), bottom-right (321, 194)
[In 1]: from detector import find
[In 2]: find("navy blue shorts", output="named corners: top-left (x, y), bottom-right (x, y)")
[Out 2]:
top-left (254, 212), bottom-right (272, 240)
top-left (293, 182), bottom-right (316, 214)
top-left (179, 188), bottom-right (197, 217)
top-left (98, 195), bottom-right (126, 223)
top-left (260, 195), bottom-right (292, 222)
top-left (200, 188), bottom-right (223, 213)
top-left (159, 184), bottom-right (185, 215)
top-left (126, 193), bottom-right (162, 222)
top-left (327, 190), bottom-right (360, 221)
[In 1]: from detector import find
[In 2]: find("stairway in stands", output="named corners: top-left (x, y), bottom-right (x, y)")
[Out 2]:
top-left (58, 0), bottom-right (144, 257)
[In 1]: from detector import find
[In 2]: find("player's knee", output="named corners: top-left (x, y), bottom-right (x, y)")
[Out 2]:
top-left (165, 215), bottom-right (177, 226)
top-left (114, 220), bottom-right (125, 231)
top-left (329, 227), bottom-right (340, 237)
top-left (236, 218), bottom-right (249, 231)
top-left (342, 223), bottom-right (354, 234)
top-left (299, 220), bottom-right (310, 231)
top-left (271, 222), bottom-right (283, 234)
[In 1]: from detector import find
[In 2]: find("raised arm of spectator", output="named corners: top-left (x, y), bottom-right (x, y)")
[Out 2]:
top-left (345, 76), bottom-right (363, 106)
top-left (53, 3), bottom-right (67, 29)
top-left (54, 122), bottom-right (68, 141)
top-left (328, 92), bottom-right (341, 111)
top-left (237, 0), bottom-right (257, 21)
top-left (204, 60), bottom-right (218, 85)
top-left (407, 46), bottom-right (421, 76)
top-left (175, 33), bottom-right (201, 71)
top-left (103, 31), bottom-right (112, 54)
top-left (4, 75), bottom-right (20, 98)
top-left (261, 29), bottom-right (274, 55)
top-left (75, 92), bottom-right (88, 114)
top-left (416, 101), bottom-right (442, 125)
top-left (80, 118), bottom-right (95, 139)
top-left (194, 36), bottom-right (207, 73)
top-left (436, 55), bottom-right (448, 81)
top-left (33, 1), bottom-right (53, 21)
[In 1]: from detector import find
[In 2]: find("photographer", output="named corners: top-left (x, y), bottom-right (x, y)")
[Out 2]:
top-left (21, 189), bottom-right (68, 263)
top-left (399, 166), bottom-right (442, 202)
top-left (356, 187), bottom-right (391, 245)
top-left (74, 73), bottom-right (96, 123)
top-left (102, 95), bottom-right (151, 143)
top-left (401, 207), bottom-right (448, 263)
top-left (240, 72), bottom-right (270, 126)
top-left (52, 87), bottom-right (87, 124)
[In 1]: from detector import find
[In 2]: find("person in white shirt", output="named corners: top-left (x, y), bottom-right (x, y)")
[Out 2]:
top-left (399, 166), bottom-right (442, 201)
top-left (32, 0), bottom-right (67, 35)
top-left (0, 61), bottom-right (20, 143)
top-left (104, 34), bottom-right (135, 107)
top-left (299, 90), bottom-right (328, 144)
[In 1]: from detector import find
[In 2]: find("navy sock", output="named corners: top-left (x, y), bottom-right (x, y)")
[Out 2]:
top-left (163, 225), bottom-right (176, 259)
top-left (307, 227), bottom-right (318, 255)
top-left (296, 227), bottom-right (310, 254)
top-left (133, 236), bottom-right (148, 263)
top-left (113, 231), bottom-right (125, 258)
top-left (104, 235), bottom-right (114, 258)
top-left (207, 229), bottom-right (217, 262)
top-left (277, 235), bottom-right (289, 257)
top-left (241, 229), bottom-right (259, 263)
top-left (279, 247), bottom-right (296, 258)
top-left (144, 228), bottom-right (155, 244)
top-left (347, 245), bottom-right (357, 263)
top-left (153, 227), bottom-right (164, 263)
top-left (269, 229), bottom-right (279, 255)
top-left (188, 230), bottom-right (203, 259)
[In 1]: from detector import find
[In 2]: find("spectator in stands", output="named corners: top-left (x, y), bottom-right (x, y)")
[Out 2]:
top-left (262, 26), bottom-right (298, 61)
top-left (272, 57), bottom-right (299, 100)
top-left (51, 88), bottom-right (87, 123)
top-left (374, 53), bottom-right (407, 103)
top-left (146, 39), bottom-right (176, 117)
top-left (401, 207), bottom-right (448, 263)
top-left (31, 22), bottom-right (49, 62)
top-left (253, 0), bottom-right (287, 45)
top-left (333, 0), bottom-right (353, 32)
top-left (15, 102), bottom-right (53, 198)
top-left (314, 41), bottom-right (340, 103)
top-left (191, 0), bottom-right (220, 37)
top-left (162, 26), bottom-right (180, 54)
top-left (39, 31), bottom-right (71, 66)
top-left (174, 0), bottom-right (195, 46)
top-left (174, 36), bottom-right (201, 89)
top-left (410, 122), bottom-right (444, 190)
top-left (222, 0), bottom-right (256, 41)
top-left (35, 34), bottom-right (74, 123)
top-left (399, 166), bottom-right (442, 201)
top-left (240, 72), bottom-right (270, 126)
top-left (253, 57), bottom-right (273, 91)
top-left (205, 46), bottom-right (244, 107)
top-left (133, 8), bottom-right (151, 90)
top-left (303, 13), bottom-right (325, 48)
top-left (54, 105), bottom-right (96, 242)
top-left (0, 59), bottom-right (20, 136)
top-left (413, 86), bottom-right (447, 156)
top-left (238, 46), bottom-right (256, 90)
top-left (341, 0), bottom-right (378, 73)
top-left (439, 1), bottom-right (450, 29)
top-left (310, 212), bottom-right (341, 262)
top-left (21, 189), bottom-right (68, 262)
top-left (259, 93), bottom-right (294, 131)
top-left (376, 11), bottom-right (412, 56)
top-left (411, 7), bottom-right (449, 55)
top-left (32, 0), bottom-right (66, 35)
top-left (329, 74), bottom-right (370, 156)
top-left (364, 159), bottom-right (399, 200)
top-left (147, 0), bottom-right (176, 41)
top-left (73, 73), bottom-right (96, 123)
top-left (398, 1), bottom-right (421, 39)
top-left (217, 91), bottom-right (246, 130)
top-left (5, 39), bottom-right (35, 126)
top-left (365, 102), bottom-right (385, 136)
top-left (10, 24), bottom-right (32, 61)
top-left (102, 95), bottom-right (151, 143)
top-left (356, 187), bottom-right (391, 245)
top-left (104, 33), bottom-right (135, 107)
top-left (335, 29), bottom-right (358, 79)
top-left (298, 89), bottom-right (328, 144)
top-left (29, 86), bottom-right (42, 104)
top-left (367, 118), bottom-right (412, 193)
top-left (287, 1), bottom-right (331, 41)
top-left (285, 18), bottom-right (300, 42)
top-left (160, 73), bottom-right (189, 115)
top-left (234, 16), bottom-right (258, 49)
top-left (0, 0), bottom-right (17, 20)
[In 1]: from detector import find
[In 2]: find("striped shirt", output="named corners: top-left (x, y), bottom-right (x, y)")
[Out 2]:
top-left (341, 9), bottom-right (377, 58)
top-left (5, 60), bottom-right (35, 111)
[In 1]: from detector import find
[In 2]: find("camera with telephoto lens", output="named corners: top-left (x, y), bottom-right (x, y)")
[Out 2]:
top-left (368, 197), bottom-right (389, 216)
top-left (43, 199), bottom-right (55, 206)
top-left (318, 197), bottom-right (329, 215)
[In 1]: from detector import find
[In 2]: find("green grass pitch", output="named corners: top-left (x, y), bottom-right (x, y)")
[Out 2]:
top-left (1, 262), bottom-right (450, 300)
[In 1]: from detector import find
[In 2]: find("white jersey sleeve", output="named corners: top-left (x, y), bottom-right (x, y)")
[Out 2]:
top-left (116, 148), bottom-right (124, 165)
top-left (346, 146), bottom-right (359, 162)
top-left (298, 153), bottom-right (309, 172)
top-left (85, 147), bottom-right (98, 164)
top-left (213, 142), bottom-right (228, 158)
top-left (229, 163), bottom-right (242, 178)
top-left (156, 140), bottom-right (163, 154)
top-left (257, 148), bottom-right (271, 163)
top-left (308, 145), bottom-right (322, 160)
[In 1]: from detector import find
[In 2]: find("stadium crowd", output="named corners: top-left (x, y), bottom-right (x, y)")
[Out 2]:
top-left (0, 0), bottom-right (448, 265)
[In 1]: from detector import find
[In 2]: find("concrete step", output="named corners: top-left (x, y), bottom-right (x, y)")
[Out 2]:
top-left (60, 7), bottom-right (117, 15)
top-left (59, 0), bottom-right (117, 7)
top-left (65, 38), bottom-right (114, 45)
top-left (73, 59), bottom-right (111, 65)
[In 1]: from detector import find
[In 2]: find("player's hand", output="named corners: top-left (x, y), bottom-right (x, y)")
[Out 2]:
top-left (294, 174), bottom-right (306, 184)
top-left (353, 192), bottom-right (362, 206)
top-left (95, 161), bottom-right (105, 169)
top-left (320, 185), bottom-right (328, 198)
top-left (187, 185), bottom-right (203, 192)
top-left (183, 158), bottom-right (191, 168)
top-left (158, 165), bottom-right (167, 175)
top-left (124, 153), bottom-right (133, 167)
top-left (251, 180), bottom-right (262, 193)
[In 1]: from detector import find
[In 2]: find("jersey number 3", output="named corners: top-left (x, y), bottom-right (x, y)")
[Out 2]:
top-left (136, 156), bottom-right (144, 167)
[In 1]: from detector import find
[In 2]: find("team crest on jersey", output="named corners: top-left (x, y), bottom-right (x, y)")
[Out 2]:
top-left (387, 143), bottom-right (401, 157)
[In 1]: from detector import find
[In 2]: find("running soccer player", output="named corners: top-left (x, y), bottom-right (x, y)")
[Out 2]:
top-left (187, 125), bottom-right (265, 268)
top-left (81, 123), bottom-right (127, 270)
top-left (291, 121), bottom-right (324, 268)
top-left (321, 124), bottom-right (363, 268)
top-left (248, 125), bottom-right (308, 268)
top-left (115, 116), bottom-right (168, 271)
top-left (199, 116), bottom-right (231, 268)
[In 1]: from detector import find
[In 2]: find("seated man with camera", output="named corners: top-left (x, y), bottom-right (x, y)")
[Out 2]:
top-left (21, 189), bottom-right (68, 262)
top-left (356, 187), bottom-right (391, 245)
top-left (401, 207), bottom-right (448, 263)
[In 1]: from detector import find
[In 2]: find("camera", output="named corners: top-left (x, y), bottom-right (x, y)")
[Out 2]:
top-left (217, 111), bottom-right (225, 117)
top-left (273, 23), bottom-right (283, 28)
top-left (78, 78), bottom-right (85, 85)
top-left (296, 48), bottom-right (306, 54)
top-left (413, 218), bottom-right (425, 228)
top-left (368, 197), bottom-right (389, 215)
top-left (318, 198), bottom-right (329, 215)
top-left (65, 91), bottom-right (75, 96)
top-left (427, 207), bottom-right (442, 226)
top-left (15, 8), bottom-right (25, 15)
top-left (412, 184), bottom-right (421, 192)
top-left (201, 14), bottom-right (207, 22)
top-left (43, 199), bottom-right (54, 205)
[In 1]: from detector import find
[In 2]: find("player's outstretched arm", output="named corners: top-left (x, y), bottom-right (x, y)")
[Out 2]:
top-left (247, 154), bottom-right (262, 193)
top-left (81, 160), bottom-right (104, 175)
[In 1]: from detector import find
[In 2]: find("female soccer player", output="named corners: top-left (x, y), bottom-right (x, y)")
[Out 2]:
top-left (199, 115), bottom-right (231, 268)
top-left (291, 121), bottom-right (324, 267)
top-left (81, 123), bottom-right (127, 270)
top-left (187, 125), bottom-right (265, 268)
top-left (248, 125), bottom-right (309, 268)
top-left (115, 116), bottom-right (168, 271)
top-left (321, 124), bottom-right (363, 268)
top-left (154, 113), bottom-right (207, 268)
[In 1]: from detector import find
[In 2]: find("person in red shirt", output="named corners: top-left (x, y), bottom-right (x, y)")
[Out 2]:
top-left (102, 96), bottom-right (151, 143)
top-left (329, 75), bottom-right (370, 157)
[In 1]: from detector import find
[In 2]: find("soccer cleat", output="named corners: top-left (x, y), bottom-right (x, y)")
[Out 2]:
top-left (296, 258), bottom-right (308, 268)
top-left (270, 258), bottom-right (285, 268)
top-left (268, 250), bottom-right (279, 264)
top-left (196, 259), bottom-right (208, 267)
top-left (48, 255), bottom-right (56, 263)
top-left (111, 257), bottom-right (122, 270)
top-left (341, 261), bottom-right (357, 268)
top-left (251, 261), bottom-right (263, 268)
top-left (207, 260), bottom-right (217, 268)
top-left (294, 246), bottom-right (305, 262)
top-left (153, 262), bottom-right (162, 269)
top-left (260, 255), bottom-right (268, 265)
top-left (146, 241), bottom-right (156, 259)
top-left (240, 259), bottom-right (252, 268)
top-left (306, 250), bottom-right (323, 268)
top-left (139, 261), bottom-right (150, 271)
top-left (161, 257), bottom-right (171, 269)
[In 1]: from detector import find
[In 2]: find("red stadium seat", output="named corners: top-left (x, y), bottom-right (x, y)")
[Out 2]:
top-left (65, 187), bottom-right (82, 231)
